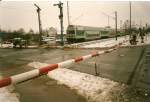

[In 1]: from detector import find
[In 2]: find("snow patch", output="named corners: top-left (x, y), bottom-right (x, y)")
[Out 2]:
top-left (28, 61), bottom-right (48, 68)
top-left (48, 68), bottom-right (119, 102)
top-left (122, 34), bottom-right (150, 46)
top-left (80, 34), bottom-right (150, 48)
top-left (82, 36), bottom-right (129, 48)
top-left (28, 62), bottom-right (127, 102)
top-left (0, 76), bottom-right (19, 102)
top-left (0, 43), bottom-right (13, 48)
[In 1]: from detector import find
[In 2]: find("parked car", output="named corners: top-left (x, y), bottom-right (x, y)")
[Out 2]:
top-left (13, 38), bottom-right (27, 48)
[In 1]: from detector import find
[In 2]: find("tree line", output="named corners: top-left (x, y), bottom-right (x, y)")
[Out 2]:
top-left (0, 28), bottom-right (39, 45)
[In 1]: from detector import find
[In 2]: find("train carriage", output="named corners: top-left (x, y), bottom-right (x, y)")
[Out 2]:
top-left (66, 25), bottom-right (119, 43)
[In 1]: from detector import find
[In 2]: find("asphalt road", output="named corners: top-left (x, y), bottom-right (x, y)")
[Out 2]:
top-left (0, 48), bottom-right (91, 102)
top-left (0, 46), bottom-right (149, 102)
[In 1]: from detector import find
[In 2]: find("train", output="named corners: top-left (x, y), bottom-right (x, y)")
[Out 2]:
top-left (66, 25), bottom-right (125, 43)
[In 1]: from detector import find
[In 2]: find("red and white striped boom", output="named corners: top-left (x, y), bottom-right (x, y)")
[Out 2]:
top-left (0, 49), bottom-right (115, 88)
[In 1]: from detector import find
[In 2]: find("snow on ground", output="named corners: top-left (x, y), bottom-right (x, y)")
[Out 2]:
top-left (0, 86), bottom-right (19, 102)
top-left (48, 68), bottom-right (120, 102)
top-left (0, 43), bottom-right (13, 48)
top-left (27, 45), bottom-right (38, 48)
top-left (81, 36), bottom-right (129, 48)
top-left (122, 34), bottom-right (150, 46)
top-left (28, 62), bottom-right (139, 102)
top-left (0, 34), bottom-right (149, 102)
top-left (82, 34), bottom-right (150, 48)
top-left (0, 76), bottom-right (19, 102)
top-left (0, 43), bottom-right (38, 48)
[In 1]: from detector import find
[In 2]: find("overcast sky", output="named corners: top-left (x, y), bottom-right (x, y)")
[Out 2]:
top-left (0, 1), bottom-right (150, 33)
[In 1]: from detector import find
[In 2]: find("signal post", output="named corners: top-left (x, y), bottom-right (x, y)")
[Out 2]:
top-left (54, 1), bottom-right (64, 46)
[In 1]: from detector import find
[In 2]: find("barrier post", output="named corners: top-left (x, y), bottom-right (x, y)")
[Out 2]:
top-left (94, 55), bottom-right (99, 76)
top-left (94, 62), bottom-right (99, 76)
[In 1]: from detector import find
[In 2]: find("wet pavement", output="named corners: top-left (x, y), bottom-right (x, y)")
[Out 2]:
top-left (0, 46), bottom-right (150, 102)
top-left (0, 48), bottom-right (92, 102)
top-left (70, 46), bottom-right (143, 83)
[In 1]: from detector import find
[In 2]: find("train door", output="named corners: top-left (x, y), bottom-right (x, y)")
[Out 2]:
top-left (99, 31), bottom-right (101, 38)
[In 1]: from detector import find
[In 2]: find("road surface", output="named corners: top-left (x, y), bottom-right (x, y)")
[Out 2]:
top-left (0, 46), bottom-right (150, 102)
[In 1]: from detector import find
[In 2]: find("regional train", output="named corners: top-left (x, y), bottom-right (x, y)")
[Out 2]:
top-left (66, 25), bottom-right (125, 43)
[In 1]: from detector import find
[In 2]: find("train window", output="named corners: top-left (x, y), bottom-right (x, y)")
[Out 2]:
top-left (67, 30), bottom-right (75, 34)
top-left (76, 30), bottom-right (84, 36)
top-left (101, 31), bottom-right (109, 34)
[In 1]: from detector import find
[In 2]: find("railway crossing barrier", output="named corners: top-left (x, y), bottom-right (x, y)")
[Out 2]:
top-left (0, 41), bottom-right (125, 88)
top-left (0, 49), bottom-right (115, 88)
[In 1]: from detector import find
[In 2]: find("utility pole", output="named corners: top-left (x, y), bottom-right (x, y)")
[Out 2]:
top-left (146, 23), bottom-right (148, 27)
top-left (140, 19), bottom-right (142, 28)
top-left (146, 23), bottom-right (148, 40)
top-left (67, 1), bottom-right (70, 26)
top-left (129, 1), bottom-right (131, 39)
top-left (120, 20), bottom-right (122, 29)
top-left (34, 4), bottom-right (42, 45)
top-left (115, 11), bottom-right (117, 40)
top-left (108, 16), bottom-right (110, 27)
top-left (54, 1), bottom-right (64, 46)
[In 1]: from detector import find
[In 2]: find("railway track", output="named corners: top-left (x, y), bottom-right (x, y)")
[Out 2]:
top-left (132, 46), bottom-right (150, 93)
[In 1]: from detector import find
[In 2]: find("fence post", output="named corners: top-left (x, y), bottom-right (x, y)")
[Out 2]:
top-left (94, 56), bottom-right (99, 76)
